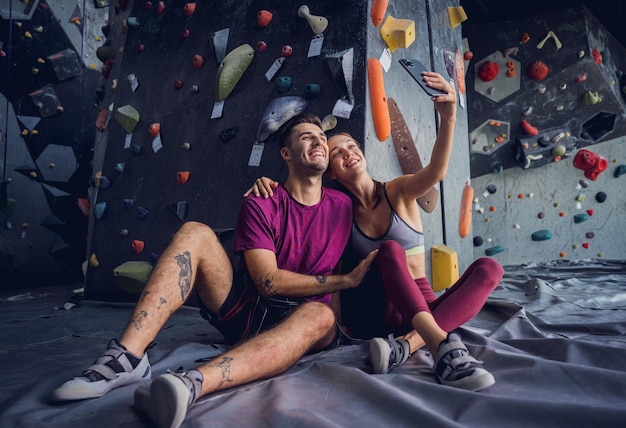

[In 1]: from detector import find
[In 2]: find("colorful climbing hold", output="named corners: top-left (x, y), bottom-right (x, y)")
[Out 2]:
top-left (581, 91), bottom-right (601, 105)
top-left (486, 184), bottom-right (497, 194)
top-left (176, 171), bottom-right (190, 185)
top-left (132, 240), bottom-right (145, 254)
top-left (297, 5), bottom-right (329, 35)
top-left (138, 207), bottom-right (149, 220)
top-left (77, 198), bottom-right (90, 217)
top-left (282, 45), bottom-right (293, 58)
top-left (477, 61), bottom-right (499, 82)
top-left (131, 144), bottom-right (142, 156)
top-left (520, 119), bottom-right (538, 136)
top-left (257, 10), bottom-right (273, 28)
top-left (582, 242), bottom-right (589, 249)
top-left (614, 164), bottom-right (626, 177)
top-left (573, 149), bottom-right (608, 181)
top-left (538, 212), bottom-right (545, 219)
top-left (182, 29), bottom-right (190, 39)
top-left (531, 229), bottom-right (552, 241)
top-left (183, 2), bottom-right (196, 16)
top-left (595, 192), bottom-right (607, 203)
top-left (521, 32), bottom-right (530, 43)
top-left (586, 232), bottom-right (595, 239)
top-left (94, 202), bottom-right (107, 220)
top-left (193, 55), bottom-right (204, 69)
top-left (573, 213), bottom-right (589, 223)
top-left (559, 212), bottom-right (566, 217)
top-left (215, 44), bottom-right (255, 102)
top-left (89, 253), bottom-right (100, 268)
top-left (485, 245), bottom-right (505, 256)
top-left (559, 252), bottom-right (566, 258)
top-left (115, 163), bottom-right (125, 173)
top-left (124, 198), bottom-right (135, 208)
top-left (149, 123), bottom-right (160, 138)
top-left (371, 0), bottom-right (389, 27)
top-left (592, 48), bottom-right (602, 65)
top-left (473, 236), bottom-right (483, 247)
top-left (303, 83), bottom-right (321, 100)
top-left (275, 76), bottom-right (292, 93)
top-left (174, 80), bottom-right (183, 90)
top-left (527, 60), bottom-right (549, 81)
top-left (574, 72), bottom-right (587, 83)
top-left (256, 41), bottom-right (267, 53)
top-left (157, 1), bottom-right (165, 14)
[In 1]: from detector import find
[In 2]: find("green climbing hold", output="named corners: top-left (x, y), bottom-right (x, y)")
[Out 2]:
top-left (215, 44), bottom-right (255, 102)
top-left (115, 105), bottom-right (140, 134)
top-left (304, 83), bottom-right (321, 99)
top-left (113, 261), bottom-right (154, 293)
top-left (94, 202), bottom-right (107, 220)
top-left (485, 245), bottom-right (505, 256)
top-left (131, 144), bottom-right (142, 156)
top-left (531, 229), bottom-right (552, 241)
top-left (614, 164), bottom-right (626, 178)
top-left (115, 163), bottom-right (125, 173)
top-left (552, 145), bottom-right (566, 157)
top-left (275, 76), bottom-right (292, 93)
top-left (573, 213), bottom-right (589, 223)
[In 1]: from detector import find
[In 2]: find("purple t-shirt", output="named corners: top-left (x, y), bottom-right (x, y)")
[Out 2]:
top-left (234, 184), bottom-right (352, 305)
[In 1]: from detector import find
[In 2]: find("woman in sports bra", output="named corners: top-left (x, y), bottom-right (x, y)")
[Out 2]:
top-left (247, 72), bottom-right (503, 391)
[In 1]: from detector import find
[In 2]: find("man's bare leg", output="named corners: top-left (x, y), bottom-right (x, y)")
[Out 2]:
top-left (120, 221), bottom-right (234, 356)
top-left (197, 301), bottom-right (336, 396)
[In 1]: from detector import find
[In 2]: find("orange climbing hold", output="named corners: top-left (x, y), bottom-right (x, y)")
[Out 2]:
top-left (183, 3), bottom-right (196, 16)
top-left (367, 58), bottom-right (391, 142)
top-left (371, 0), bottom-right (388, 27)
top-left (521, 32), bottom-right (530, 43)
top-left (258, 10), bottom-right (273, 28)
top-left (520, 119), bottom-right (538, 136)
top-left (177, 171), bottom-right (190, 185)
top-left (193, 54), bottom-right (204, 69)
top-left (132, 240), bottom-right (145, 254)
top-left (149, 123), bottom-right (160, 138)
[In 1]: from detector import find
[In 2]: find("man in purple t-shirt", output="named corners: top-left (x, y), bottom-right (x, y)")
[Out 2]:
top-left (51, 114), bottom-right (377, 428)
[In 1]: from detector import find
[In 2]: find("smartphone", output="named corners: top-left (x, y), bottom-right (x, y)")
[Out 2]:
top-left (399, 58), bottom-right (447, 97)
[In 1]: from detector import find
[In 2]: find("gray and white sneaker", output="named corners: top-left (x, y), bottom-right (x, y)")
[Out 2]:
top-left (369, 334), bottom-right (411, 374)
top-left (51, 339), bottom-right (151, 401)
top-left (134, 369), bottom-right (203, 428)
top-left (434, 332), bottom-right (495, 391)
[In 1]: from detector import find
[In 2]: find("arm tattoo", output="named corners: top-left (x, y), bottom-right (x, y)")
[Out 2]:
top-left (316, 275), bottom-right (327, 284)
top-left (175, 251), bottom-right (193, 302)
top-left (256, 274), bottom-right (278, 296)
top-left (209, 356), bottom-right (234, 389)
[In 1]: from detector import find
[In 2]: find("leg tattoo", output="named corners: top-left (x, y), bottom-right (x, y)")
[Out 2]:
top-left (209, 356), bottom-right (234, 389)
top-left (131, 310), bottom-right (148, 331)
top-left (175, 251), bottom-right (193, 302)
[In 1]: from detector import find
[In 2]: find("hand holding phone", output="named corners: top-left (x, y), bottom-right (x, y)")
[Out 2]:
top-left (399, 59), bottom-right (448, 97)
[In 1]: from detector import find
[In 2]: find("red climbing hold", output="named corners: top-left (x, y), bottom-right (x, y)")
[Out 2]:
top-left (157, 1), bottom-right (165, 14)
top-left (592, 49), bottom-right (602, 65)
top-left (145, 1), bottom-right (152, 9)
top-left (256, 41), bottom-right (267, 53)
top-left (177, 171), bottom-right (190, 185)
top-left (184, 3), bottom-right (196, 16)
top-left (149, 123), bottom-right (161, 138)
top-left (258, 10), bottom-right (273, 28)
top-left (582, 242), bottom-right (589, 249)
top-left (132, 240), bottom-right (145, 254)
top-left (586, 209), bottom-right (594, 217)
top-left (463, 51), bottom-right (473, 61)
top-left (573, 148), bottom-right (608, 181)
top-left (477, 61), bottom-right (499, 82)
top-left (193, 54), bottom-right (204, 69)
top-left (520, 119), bottom-right (538, 136)
top-left (527, 60), bottom-right (549, 81)
top-left (182, 29), bottom-right (190, 39)
top-left (174, 80), bottom-right (183, 89)
top-left (282, 45), bottom-right (293, 58)
top-left (77, 198), bottom-right (90, 217)
top-left (137, 44), bottom-right (145, 53)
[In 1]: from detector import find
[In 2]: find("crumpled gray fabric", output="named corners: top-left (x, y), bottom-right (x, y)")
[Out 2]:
top-left (2, 259), bottom-right (626, 427)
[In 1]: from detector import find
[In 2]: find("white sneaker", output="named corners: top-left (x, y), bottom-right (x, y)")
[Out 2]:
top-left (433, 332), bottom-right (495, 391)
top-left (369, 334), bottom-right (411, 374)
top-left (51, 339), bottom-right (151, 401)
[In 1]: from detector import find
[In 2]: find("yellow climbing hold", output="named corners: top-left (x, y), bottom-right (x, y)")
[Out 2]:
top-left (448, 6), bottom-right (468, 28)
top-left (380, 15), bottom-right (415, 52)
top-left (215, 44), bottom-right (255, 102)
top-left (89, 253), bottom-right (100, 267)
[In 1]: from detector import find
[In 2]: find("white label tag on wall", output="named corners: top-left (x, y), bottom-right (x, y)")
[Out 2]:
top-left (211, 101), bottom-right (224, 119)
top-left (380, 48), bottom-right (392, 72)
top-left (124, 133), bottom-right (132, 149)
top-left (248, 143), bottom-right (265, 167)
top-left (332, 99), bottom-right (353, 119)
top-left (307, 34), bottom-right (324, 57)
top-left (265, 57), bottom-right (285, 81)
top-left (152, 134), bottom-right (163, 153)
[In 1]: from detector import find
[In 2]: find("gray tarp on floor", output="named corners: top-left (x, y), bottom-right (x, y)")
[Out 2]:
top-left (2, 259), bottom-right (626, 427)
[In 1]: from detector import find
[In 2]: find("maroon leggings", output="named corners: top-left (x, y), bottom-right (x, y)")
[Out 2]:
top-left (341, 240), bottom-right (504, 337)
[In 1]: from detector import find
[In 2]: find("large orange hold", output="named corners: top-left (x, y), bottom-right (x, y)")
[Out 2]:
top-left (149, 123), bottom-right (160, 138)
top-left (257, 10), bottom-right (273, 28)
top-left (370, 0), bottom-right (388, 27)
top-left (367, 58), bottom-right (391, 142)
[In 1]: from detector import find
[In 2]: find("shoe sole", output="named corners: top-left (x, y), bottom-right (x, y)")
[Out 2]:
top-left (369, 338), bottom-right (392, 374)
top-left (142, 374), bottom-right (191, 428)
top-left (439, 370), bottom-right (495, 391)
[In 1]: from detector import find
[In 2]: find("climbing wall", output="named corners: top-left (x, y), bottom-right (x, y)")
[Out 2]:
top-left (0, 0), bottom-right (108, 289)
top-left (364, 0), bottom-right (473, 280)
top-left (463, 6), bottom-right (626, 264)
top-left (85, 0), bottom-right (370, 301)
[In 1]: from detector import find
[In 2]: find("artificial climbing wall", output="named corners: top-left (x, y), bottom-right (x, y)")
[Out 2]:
top-left (86, 0), bottom-right (370, 301)
top-left (0, 0), bottom-right (107, 289)
top-left (463, 6), bottom-right (626, 264)
top-left (364, 0), bottom-right (473, 280)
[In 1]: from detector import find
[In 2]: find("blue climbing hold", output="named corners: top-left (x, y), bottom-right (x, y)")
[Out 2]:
top-left (94, 202), bottom-right (107, 220)
top-left (485, 245), bottom-right (505, 256)
top-left (614, 164), bottom-right (626, 178)
top-left (303, 83), bottom-right (321, 99)
top-left (573, 213), bottom-right (589, 224)
top-left (531, 229), bottom-right (552, 241)
top-left (138, 206), bottom-right (149, 220)
top-left (275, 76), bottom-right (292, 93)
top-left (115, 163), bottom-right (125, 173)
top-left (124, 198), bottom-right (135, 208)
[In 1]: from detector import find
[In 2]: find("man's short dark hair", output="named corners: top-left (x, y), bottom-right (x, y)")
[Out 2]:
top-left (277, 113), bottom-right (323, 148)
